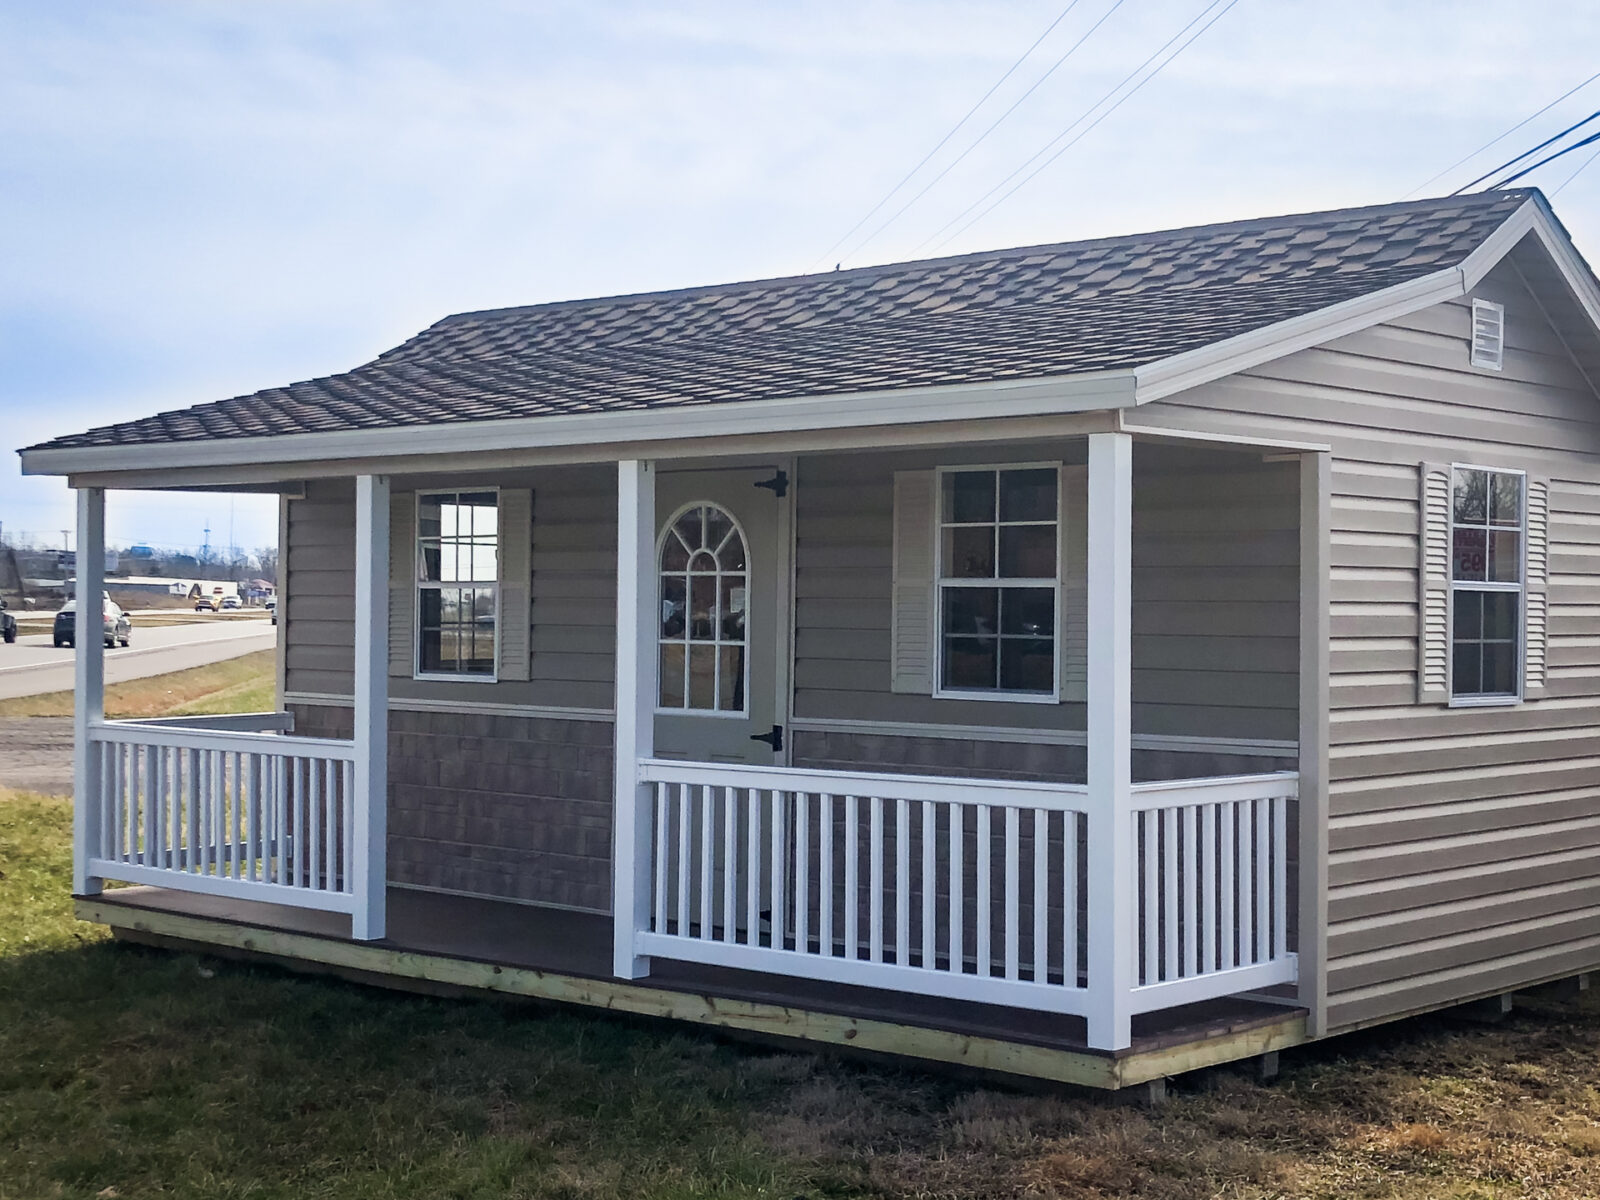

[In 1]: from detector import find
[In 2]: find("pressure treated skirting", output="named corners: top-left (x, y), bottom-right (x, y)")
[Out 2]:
top-left (76, 896), bottom-right (1306, 1090)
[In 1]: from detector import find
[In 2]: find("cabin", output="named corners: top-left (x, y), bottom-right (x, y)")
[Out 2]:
top-left (20, 188), bottom-right (1600, 1092)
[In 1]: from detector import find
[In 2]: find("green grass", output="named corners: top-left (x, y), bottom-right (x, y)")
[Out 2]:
top-left (0, 650), bottom-right (276, 719)
top-left (5, 793), bottom-right (1600, 1198)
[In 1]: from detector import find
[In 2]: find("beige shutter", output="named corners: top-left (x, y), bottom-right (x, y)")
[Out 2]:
top-left (891, 469), bottom-right (937, 694)
top-left (1059, 464), bottom-right (1088, 702)
top-left (388, 491), bottom-right (416, 678)
top-left (1524, 475), bottom-right (1550, 699)
top-left (1417, 462), bottom-right (1452, 704)
top-left (497, 487), bottom-right (533, 681)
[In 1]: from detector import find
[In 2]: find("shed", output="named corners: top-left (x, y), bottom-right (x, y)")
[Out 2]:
top-left (21, 187), bottom-right (1600, 1089)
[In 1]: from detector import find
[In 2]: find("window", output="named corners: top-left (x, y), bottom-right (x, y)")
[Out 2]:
top-left (658, 503), bottom-right (748, 712)
top-left (416, 490), bottom-right (498, 678)
top-left (1450, 466), bottom-right (1523, 701)
top-left (936, 466), bottom-right (1058, 697)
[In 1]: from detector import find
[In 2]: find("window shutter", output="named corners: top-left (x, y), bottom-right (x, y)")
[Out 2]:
top-left (1470, 299), bottom-right (1505, 371)
top-left (891, 469), bottom-right (937, 694)
top-left (498, 487), bottom-right (533, 681)
top-left (1059, 464), bottom-right (1088, 702)
top-left (388, 491), bottom-right (415, 678)
top-left (1524, 475), bottom-right (1550, 699)
top-left (1417, 462), bottom-right (1451, 704)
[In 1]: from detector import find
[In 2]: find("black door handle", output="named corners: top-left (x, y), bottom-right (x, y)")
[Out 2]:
top-left (750, 725), bottom-right (783, 752)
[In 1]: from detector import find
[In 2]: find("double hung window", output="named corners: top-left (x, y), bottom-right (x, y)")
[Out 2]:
top-left (936, 466), bottom-right (1058, 698)
top-left (416, 490), bottom-right (499, 678)
top-left (1450, 466), bottom-right (1523, 701)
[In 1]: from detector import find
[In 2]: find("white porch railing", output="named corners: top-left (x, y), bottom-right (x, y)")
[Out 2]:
top-left (1128, 773), bottom-right (1299, 1013)
top-left (634, 759), bottom-right (1092, 1014)
top-left (85, 718), bottom-right (360, 915)
top-left (625, 759), bottom-right (1298, 1031)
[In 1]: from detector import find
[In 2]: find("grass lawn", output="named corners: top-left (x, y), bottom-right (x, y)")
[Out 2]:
top-left (0, 650), bottom-right (276, 720)
top-left (5, 793), bottom-right (1600, 1197)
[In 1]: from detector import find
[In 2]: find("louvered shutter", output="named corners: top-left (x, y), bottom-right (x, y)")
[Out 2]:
top-left (1059, 465), bottom-right (1088, 701)
top-left (388, 491), bottom-right (416, 677)
top-left (497, 488), bottom-right (533, 681)
top-left (891, 469), bottom-right (937, 694)
top-left (1416, 462), bottom-right (1452, 704)
top-left (1523, 475), bottom-right (1551, 699)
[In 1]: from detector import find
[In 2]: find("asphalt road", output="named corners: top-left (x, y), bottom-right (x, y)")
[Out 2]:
top-left (0, 619), bottom-right (277, 701)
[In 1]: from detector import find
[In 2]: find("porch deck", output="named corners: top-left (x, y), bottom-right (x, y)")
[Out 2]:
top-left (80, 883), bottom-right (1306, 1090)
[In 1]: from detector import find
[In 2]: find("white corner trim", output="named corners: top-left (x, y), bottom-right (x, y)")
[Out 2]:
top-left (21, 370), bottom-right (1137, 478)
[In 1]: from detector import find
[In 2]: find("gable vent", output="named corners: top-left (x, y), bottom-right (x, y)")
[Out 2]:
top-left (1470, 298), bottom-right (1505, 370)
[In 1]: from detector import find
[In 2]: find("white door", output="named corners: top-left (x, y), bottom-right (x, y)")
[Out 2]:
top-left (652, 467), bottom-right (786, 764)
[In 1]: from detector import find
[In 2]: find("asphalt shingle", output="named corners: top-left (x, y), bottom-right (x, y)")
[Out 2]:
top-left (29, 191), bottom-right (1533, 452)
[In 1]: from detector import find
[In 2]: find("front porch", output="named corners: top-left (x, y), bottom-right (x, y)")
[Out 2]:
top-left (68, 428), bottom-right (1322, 1074)
top-left (79, 880), bottom-right (1306, 1091)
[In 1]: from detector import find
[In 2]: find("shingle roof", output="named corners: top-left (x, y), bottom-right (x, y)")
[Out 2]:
top-left (30, 190), bottom-right (1534, 451)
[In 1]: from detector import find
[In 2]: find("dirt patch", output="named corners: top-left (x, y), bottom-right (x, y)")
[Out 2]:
top-left (0, 717), bottom-right (72, 796)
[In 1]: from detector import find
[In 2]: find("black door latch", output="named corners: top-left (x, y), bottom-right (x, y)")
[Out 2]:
top-left (750, 724), bottom-right (784, 752)
top-left (753, 469), bottom-right (788, 498)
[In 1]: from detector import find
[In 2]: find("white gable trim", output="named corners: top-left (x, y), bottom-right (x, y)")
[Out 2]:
top-left (1134, 198), bottom-right (1600, 405)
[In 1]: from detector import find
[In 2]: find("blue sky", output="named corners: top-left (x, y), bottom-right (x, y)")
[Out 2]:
top-left (5, 0), bottom-right (1599, 556)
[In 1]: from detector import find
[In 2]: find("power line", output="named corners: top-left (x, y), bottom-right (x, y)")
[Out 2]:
top-left (835, 0), bottom-right (1132, 267)
top-left (1487, 129), bottom-right (1600, 189)
top-left (1448, 110), bottom-right (1600, 195)
top-left (1552, 140), bottom-right (1600, 196)
top-left (806, 2), bottom-right (1085, 273)
top-left (1404, 69), bottom-right (1600, 199)
top-left (920, 0), bottom-right (1241, 256)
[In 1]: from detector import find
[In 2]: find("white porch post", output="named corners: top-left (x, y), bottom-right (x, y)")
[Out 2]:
top-left (1085, 432), bottom-right (1134, 1051)
top-left (613, 459), bottom-right (657, 978)
top-left (72, 486), bottom-right (105, 897)
top-left (351, 474), bottom-right (389, 941)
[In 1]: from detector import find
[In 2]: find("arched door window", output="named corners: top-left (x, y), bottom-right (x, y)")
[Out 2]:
top-left (659, 503), bottom-right (748, 712)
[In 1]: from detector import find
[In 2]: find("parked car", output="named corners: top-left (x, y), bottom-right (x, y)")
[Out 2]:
top-left (0, 597), bottom-right (15, 644)
top-left (220, 595), bottom-right (242, 610)
top-left (53, 596), bottom-right (131, 649)
top-left (194, 597), bottom-right (215, 612)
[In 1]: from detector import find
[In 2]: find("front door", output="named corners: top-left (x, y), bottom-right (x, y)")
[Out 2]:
top-left (653, 467), bottom-right (785, 765)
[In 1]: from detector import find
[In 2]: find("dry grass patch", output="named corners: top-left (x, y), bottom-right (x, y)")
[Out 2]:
top-left (0, 649), bottom-right (275, 719)
top-left (5, 794), bottom-right (1600, 1198)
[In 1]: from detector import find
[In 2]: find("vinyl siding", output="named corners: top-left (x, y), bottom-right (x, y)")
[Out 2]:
top-left (792, 442), bottom-right (1299, 744)
top-left (1136, 248), bottom-right (1600, 1032)
top-left (282, 467), bottom-right (617, 709)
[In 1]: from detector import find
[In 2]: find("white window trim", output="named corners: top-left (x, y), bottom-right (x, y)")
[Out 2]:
top-left (932, 461), bottom-right (1062, 704)
top-left (653, 499), bottom-right (753, 718)
top-left (1447, 463), bottom-right (1524, 708)
top-left (413, 486), bottom-right (501, 684)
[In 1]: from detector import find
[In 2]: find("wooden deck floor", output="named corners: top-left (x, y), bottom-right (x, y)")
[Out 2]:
top-left (78, 885), bottom-right (1307, 1090)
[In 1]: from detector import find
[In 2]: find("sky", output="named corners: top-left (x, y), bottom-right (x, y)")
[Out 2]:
top-left (4, 0), bottom-right (1599, 557)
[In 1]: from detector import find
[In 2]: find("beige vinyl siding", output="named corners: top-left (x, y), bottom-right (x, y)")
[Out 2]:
top-left (1136, 246), bottom-right (1600, 1032)
top-left (792, 442), bottom-right (1299, 742)
top-left (283, 467), bottom-right (618, 710)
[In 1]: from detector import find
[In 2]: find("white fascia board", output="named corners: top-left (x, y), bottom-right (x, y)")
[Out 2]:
top-left (1513, 202), bottom-right (1600, 335)
top-left (1131, 266), bottom-right (1468, 404)
top-left (19, 369), bottom-right (1136, 479)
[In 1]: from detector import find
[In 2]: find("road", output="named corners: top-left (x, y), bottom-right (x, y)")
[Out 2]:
top-left (0, 619), bottom-right (277, 700)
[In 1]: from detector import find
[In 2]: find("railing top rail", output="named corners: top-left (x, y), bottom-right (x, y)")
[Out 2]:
top-left (89, 720), bottom-right (356, 761)
top-left (1129, 770), bottom-right (1299, 809)
top-left (637, 757), bottom-right (1090, 811)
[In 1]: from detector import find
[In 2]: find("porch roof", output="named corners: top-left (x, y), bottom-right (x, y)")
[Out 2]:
top-left (22, 190), bottom-right (1540, 457)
